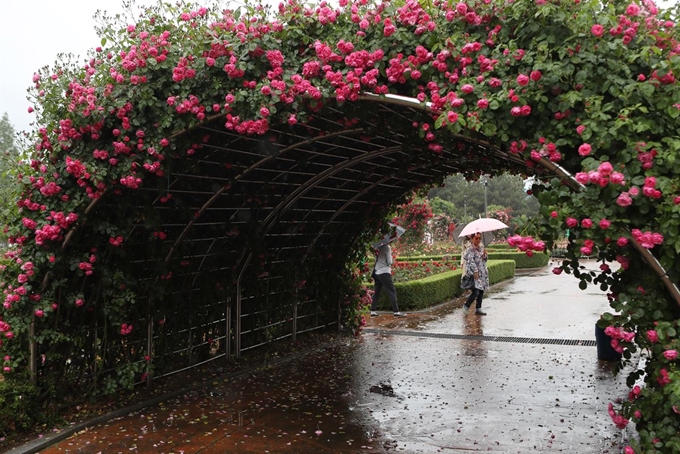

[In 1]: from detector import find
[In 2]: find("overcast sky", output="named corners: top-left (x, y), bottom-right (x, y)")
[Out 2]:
top-left (0, 0), bottom-right (677, 137)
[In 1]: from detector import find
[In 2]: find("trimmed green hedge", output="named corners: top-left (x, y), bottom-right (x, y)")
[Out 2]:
top-left (386, 251), bottom-right (549, 269)
top-left (485, 243), bottom-right (513, 250)
top-left (373, 260), bottom-right (516, 311)
top-left (483, 252), bottom-right (549, 269)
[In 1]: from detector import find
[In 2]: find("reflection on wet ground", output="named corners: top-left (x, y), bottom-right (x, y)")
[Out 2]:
top-left (26, 263), bottom-right (629, 453)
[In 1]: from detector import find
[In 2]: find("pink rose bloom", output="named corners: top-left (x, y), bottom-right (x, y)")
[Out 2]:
top-left (575, 172), bottom-right (590, 184)
top-left (477, 99), bottom-right (489, 109)
top-left (530, 70), bottom-right (542, 81)
top-left (599, 219), bottom-right (611, 229)
top-left (510, 106), bottom-right (522, 117)
top-left (626, 3), bottom-right (640, 15)
top-left (516, 74), bottom-right (529, 86)
top-left (591, 24), bottom-right (605, 37)
top-left (628, 186), bottom-right (639, 197)
top-left (610, 172), bottom-right (625, 185)
top-left (550, 211), bottom-right (558, 218)
top-left (576, 125), bottom-right (586, 135)
top-left (461, 84), bottom-right (474, 94)
top-left (35, 309), bottom-right (44, 317)
top-left (566, 217), bottom-right (578, 228)
top-left (598, 162), bottom-right (613, 176)
top-left (578, 143), bottom-right (592, 156)
top-left (617, 192), bottom-right (633, 207)
top-left (658, 368), bottom-right (670, 386)
top-left (646, 330), bottom-right (659, 343)
top-left (663, 350), bottom-right (678, 360)
top-left (581, 218), bottom-right (593, 228)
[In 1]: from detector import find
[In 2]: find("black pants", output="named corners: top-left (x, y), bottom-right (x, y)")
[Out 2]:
top-left (464, 288), bottom-right (484, 309)
top-left (371, 271), bottom-right (399, 312)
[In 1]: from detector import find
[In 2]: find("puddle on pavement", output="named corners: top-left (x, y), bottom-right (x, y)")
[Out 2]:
top-left (36, 263), bottom-right (627, 454)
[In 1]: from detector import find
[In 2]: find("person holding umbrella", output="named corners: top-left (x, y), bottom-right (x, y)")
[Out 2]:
top-left (370, 224), bottom-right (406, 317)
top-left (462, 232), bottom-right (489, 315)
top-left (458, 217), bottom-right (508, 315)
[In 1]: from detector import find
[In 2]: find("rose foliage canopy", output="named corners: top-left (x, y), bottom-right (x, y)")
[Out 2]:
top-left (1, 0), bottom-right (680, 450)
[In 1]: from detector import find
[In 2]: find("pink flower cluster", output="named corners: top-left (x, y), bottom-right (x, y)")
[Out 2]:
top-left (642, 176), bottom-right (661, 198)
top-left (604, 325), bottom-right (635, 353)
top-left (636, 142), bottom-right (657, 169)
top-left (530, 139), bottom-right (562, 162)
top-left (120, 175), bottom-right (142, 189)
top-left (631, 229), bottom-right (663, 248)
top-left (608, 402), bottom-right (630, 429)
top-left (507, 235), bottom-right (545, 256)
top-left (657, 368), bottom-right (671, 386)
top-left (574, 161), bottom-right (625, 187)
top-left (120, 323), bottom-right (133, 335)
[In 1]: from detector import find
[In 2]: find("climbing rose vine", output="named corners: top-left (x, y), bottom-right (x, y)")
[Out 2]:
top-left (0, 0), bottom-right (679, 450)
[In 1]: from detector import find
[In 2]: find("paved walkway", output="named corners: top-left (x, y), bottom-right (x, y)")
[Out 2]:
top-left (10, 260), bottom-right (630, 453)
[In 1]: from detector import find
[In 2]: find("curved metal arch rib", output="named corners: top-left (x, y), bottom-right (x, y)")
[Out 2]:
top-left (300, 174), bottom-right (395, 263)
top-left (164, 127), bottom-right (365, 263)
top-left (234, 145), bottom-right (404, 278)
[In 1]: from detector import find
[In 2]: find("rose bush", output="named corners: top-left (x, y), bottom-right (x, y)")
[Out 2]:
top-left (0, 0), bottom-right (678, 449)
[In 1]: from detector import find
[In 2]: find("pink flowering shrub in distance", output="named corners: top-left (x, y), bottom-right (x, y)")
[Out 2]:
top-left (0, 0), bottom-right (679, 449)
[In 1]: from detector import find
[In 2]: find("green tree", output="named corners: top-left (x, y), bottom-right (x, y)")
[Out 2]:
top-left (0, 113), bottom-right (20, 235)
top-left (429, 197), bottom-right (457, 219)
top-left (428, 173), bottom-right (539, 222)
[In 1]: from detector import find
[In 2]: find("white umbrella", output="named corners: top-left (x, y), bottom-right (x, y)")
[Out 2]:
top-left (372, 223), bottom-right (406, 249)
top-left (458, 218), bottom-right (508, 244)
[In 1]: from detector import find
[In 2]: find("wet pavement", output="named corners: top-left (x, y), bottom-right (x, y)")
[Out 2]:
top-left (11, 260), bottom-right (630, 453)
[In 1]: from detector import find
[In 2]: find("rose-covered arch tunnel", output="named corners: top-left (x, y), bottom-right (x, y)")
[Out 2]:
top-left (4, 1), bottom-right (677, 449)
top-left (55, 94), bottom-right (543, 371)
top-left (28, 91), bottom-right (679, 389)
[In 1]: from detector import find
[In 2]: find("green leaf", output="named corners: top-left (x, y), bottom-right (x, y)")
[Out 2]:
top-left (639, 83), bottom-right (655, 98)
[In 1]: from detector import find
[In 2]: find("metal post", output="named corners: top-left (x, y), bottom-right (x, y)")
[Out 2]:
top-left (146, 317), bottom-right (153, 387)
top-left (235, 280), bottom-right (242, 359)
top-left (483, 178), bottom-right (488, 217)
top-left (292, 302), bottom-right (298, 343)
top-left (225, 296), bottom-right (231, 360)
top-left (463, 196), bottom-right (467, 224)
top-left (234, 253), bottom-right (252, 359)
